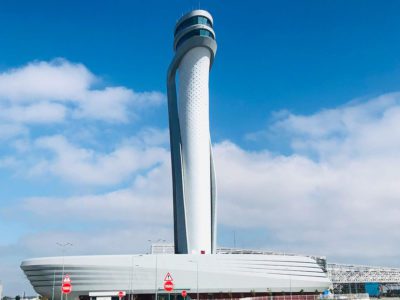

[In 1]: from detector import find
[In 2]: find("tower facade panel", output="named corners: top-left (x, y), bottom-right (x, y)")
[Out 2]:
top-left (178, 46), bottom-right (212, 254)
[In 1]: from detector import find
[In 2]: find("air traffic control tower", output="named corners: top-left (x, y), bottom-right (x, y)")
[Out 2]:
top-left (167, 10), bottom-right (217, 255)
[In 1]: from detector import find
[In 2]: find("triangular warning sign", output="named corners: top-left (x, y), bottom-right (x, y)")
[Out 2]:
top-left (164, 272), bottom-right (173, 281)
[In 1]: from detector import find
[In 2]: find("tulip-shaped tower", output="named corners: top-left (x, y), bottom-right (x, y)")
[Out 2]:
top-left (167, 10), bottom-right (217, 254)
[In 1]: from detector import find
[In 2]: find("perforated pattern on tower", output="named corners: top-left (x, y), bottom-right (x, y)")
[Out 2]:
top-left (178, 46), bottom-right (212, 253)
top-left (179, 47), bottom-right (210, 138)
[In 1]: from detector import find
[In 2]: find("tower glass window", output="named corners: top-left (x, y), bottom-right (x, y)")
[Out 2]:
top-left (175, 29), bottom-right (214, 50)
top-left (175, 16), bottom-right (212, 37)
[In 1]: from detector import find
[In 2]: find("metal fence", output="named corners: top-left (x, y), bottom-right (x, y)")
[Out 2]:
top-left (328, 264), bottom-right (400, 284)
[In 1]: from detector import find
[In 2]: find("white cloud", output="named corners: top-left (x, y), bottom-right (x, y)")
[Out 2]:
top-left (0, 102), bottom-right (67, 123)
top-left (27, 134), bottom-right (169, 186)
top-left (271, 92), bottom-right (400, 159)
top-left (0, 124), bottom-right (27, 140)
top-left (73, 87), bottom-right (133, 122)
top-left (0, 127), bottom-right (170, 187)
top-left (12, 91), bottom-right (400, 264)
top-left (0, 59), bottom-right (165, 124)
top-left (132, 127), bottom-right (170, 146)
top-left (21, 154), bottom-right (172, 224)
top-left (17, 226), bottom-right (173, 257)
top-left (216, 92), bottom-right (400, 262)
top-left (0, 59), bottom-right (95, 102)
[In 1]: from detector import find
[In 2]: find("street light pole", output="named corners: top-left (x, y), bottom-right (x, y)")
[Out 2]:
top-left (196, 261), bottom-right (199, 300)
top-left (189, 260), bottom-right (199, 300)
top-left (130, 255), bottom-right (134, 300)
top-left (51, 269), bottom-right (56, 300)
top-left (285, 267), bottom-right (292, 300)
top-left (154, 255), bottom-right (158, 300)
top-left (131, 255), bottom-right (143, 300)
top-left (148, 239), bottom-right (165, 300)
top-left (133, 264), bottom-right (141, 300)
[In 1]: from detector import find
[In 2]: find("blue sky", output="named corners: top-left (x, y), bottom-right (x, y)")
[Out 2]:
top-left (2, 0), bottom-right (400, 296)
top-left (3, 0), bottom-right (400, 139)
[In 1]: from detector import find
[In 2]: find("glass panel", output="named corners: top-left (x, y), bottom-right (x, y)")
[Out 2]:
top-left (174, 16), bottom-right (212, 37)
top-left (176, 29), bottom-right (215, 49)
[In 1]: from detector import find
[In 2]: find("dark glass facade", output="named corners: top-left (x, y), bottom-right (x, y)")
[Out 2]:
top-left (175, 28), bottom-right (215, 49)
top-left (174, 16), bottom-right (212, 37)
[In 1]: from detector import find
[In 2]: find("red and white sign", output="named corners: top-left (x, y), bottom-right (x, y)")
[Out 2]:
top-left (163, 280), bottom-right (174, 292)
top-left (118, 291), bottom-right (126, 299)
top-left (61, 274), bottom-right (72, 294)
top-left (181, 290), bottom-right (187, 298)
top-left (61, 283), bottom-right (72, 294)
top-left (164, 272), bottom-right (173, 281)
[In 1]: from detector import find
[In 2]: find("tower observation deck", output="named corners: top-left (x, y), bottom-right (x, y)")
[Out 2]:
top-left (167, 10), bottom-right (217, 255)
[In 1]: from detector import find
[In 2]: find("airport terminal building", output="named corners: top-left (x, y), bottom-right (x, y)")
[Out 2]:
top-left (21, 250), bottom-right (330, 300)
top-left (21, 9), bottom-right (331, 300)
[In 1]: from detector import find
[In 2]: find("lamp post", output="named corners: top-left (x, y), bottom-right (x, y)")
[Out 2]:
top-left (130, 255), bottom-right (143, 300)
top-left (51, 269), bottom-right (56, 300)
top-left (154, 254), bottom-right (158, 300)
top-left (148, 239), bottom-right (165, 300)
top-left (129, 255), bottom-right (134, 300)
top-left (56, 242), bottom-right (72, 300)
top-left (134, 263), bottom-right (141, 299)
top-left (290, 272), bottom-right (292, 300)
top-left (189, 260), bottom-right (199, 300)
top-left (285, 267), bottom-right (292, 300)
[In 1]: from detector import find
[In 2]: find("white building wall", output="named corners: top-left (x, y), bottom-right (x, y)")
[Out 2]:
top-left (178, 46), bottom-right (212, 254)
top-left (21, 254), bottom-right (331, 300)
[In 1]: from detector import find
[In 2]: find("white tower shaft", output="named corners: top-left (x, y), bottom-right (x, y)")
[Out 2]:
top-left (178, 47), bottom-right (212, 254)
top-left (167, 9), bottom-right (217, 254)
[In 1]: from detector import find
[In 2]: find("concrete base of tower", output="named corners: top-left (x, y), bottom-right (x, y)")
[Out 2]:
top-left (21, 253), bottom-right (331, 300)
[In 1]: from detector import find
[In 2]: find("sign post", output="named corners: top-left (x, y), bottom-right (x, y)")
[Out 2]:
top-left (61, 274), bottom-right (72, 300)
top-left (118, 291), bottom-right (126, 300)
top-left (163, 272), bottom-right (174, 300)
top-left (164, 272), bottom-right (173, 282)
top-left (181, 290), bottom-right (187, 299)
top-left (163, 281), bottom-right (174, 292)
